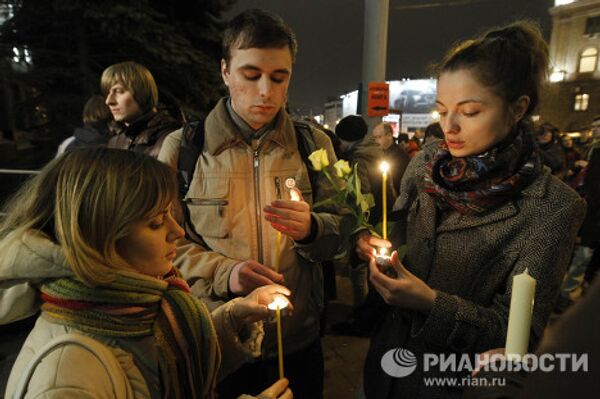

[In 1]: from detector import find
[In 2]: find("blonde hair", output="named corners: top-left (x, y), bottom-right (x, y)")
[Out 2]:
top-left (0, 148), bottom-right (177, 286)
top-left (100, 61), bottom-right (159, 113)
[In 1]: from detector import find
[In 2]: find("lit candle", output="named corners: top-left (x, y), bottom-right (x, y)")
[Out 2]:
top-left (268, 296), bottom-right (290, 379)
top-left (271, 180), bottom-right (297, 381)
top-left (505, 268), bottom-right (536, 360)
top-left (274, 186), bottom-right (299, 273)
top-left (375, 247), bottom-right (391, 269)
top-left (379, 161), bottom-right (390, 240)
top-left (289, 188), bottom-right (300, 202)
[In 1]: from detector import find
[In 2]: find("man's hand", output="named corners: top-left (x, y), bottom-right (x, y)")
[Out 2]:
top-left (356, 230), bottom-right (391, 261)
top-left (369, 251), bottom-right (436, 313)
top-left (264, 188), bottom-right (311, 241)
top-left (229, 260), bottom-right (285, 295)
top-left (232, 284), bottom-right (293, 325)
top-left (256, 378), bottom-right (293, 399)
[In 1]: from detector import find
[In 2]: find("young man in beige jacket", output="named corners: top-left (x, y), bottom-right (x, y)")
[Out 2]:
top-left (159, 9), bottom-right (342, 399)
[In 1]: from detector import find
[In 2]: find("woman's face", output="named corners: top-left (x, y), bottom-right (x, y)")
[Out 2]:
top-left (116, 204), bottom-right (184, 278)
top-left (436, 69), bottom-right (519, 157)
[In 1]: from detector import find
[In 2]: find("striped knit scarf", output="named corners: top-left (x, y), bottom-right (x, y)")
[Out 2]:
top-left (40, 269), bottom-right (221, 399)
top-left (423, 128), bottom-right (542, 215)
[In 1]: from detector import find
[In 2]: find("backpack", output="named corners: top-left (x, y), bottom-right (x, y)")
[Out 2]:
top-left (11, 333), bottom-right (133, 398)
top-left (177, 118), bottom-right (319, 198)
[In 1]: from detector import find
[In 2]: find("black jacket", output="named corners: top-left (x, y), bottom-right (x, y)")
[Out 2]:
top-left (108, 110), bottom-right (180, 158)
top-left (65, 120), bottom-right (111, 152)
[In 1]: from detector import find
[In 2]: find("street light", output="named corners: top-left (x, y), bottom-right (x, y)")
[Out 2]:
top-left (549, 70), bottom-right (566, 83)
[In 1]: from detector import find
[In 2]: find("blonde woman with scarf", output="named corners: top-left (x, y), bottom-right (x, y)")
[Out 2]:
top-left (1, 148), bottom-right (292, 399)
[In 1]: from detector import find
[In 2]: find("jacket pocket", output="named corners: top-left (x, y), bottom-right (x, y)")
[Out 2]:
top-left (185, 179), bottom-right (230, 238)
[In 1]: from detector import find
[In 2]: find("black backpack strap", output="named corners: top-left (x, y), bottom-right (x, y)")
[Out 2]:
top-left (178, 119), bottom-right (205, 198)
top-left (293, 120), bottom-right (319, 191)
top-left (177, 118), bottom-right (212, 248)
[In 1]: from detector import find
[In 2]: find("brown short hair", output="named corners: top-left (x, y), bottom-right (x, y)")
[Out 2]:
top-left (100, 61), bottom-right (158, 113)
top-left (222, 9), bottom-right (297, 65)
top-left (82, 95), bottom-right (111, 124)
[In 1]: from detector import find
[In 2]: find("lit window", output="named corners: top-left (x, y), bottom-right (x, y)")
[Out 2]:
top-left (574, 94), bottom-right (590, 111)
top-left (23, 47), bottom-right (32, 64)
top-left (12, 47), bottom-right (20, 63)
top-left (579, 47), bottom-right (598, 73)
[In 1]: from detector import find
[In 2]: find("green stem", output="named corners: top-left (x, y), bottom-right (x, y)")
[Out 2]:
top-left (323, 168), bottom-right (342, 194)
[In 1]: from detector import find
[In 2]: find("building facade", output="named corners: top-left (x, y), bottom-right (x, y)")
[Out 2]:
top-left (540, 0), bottom-right (600, 131)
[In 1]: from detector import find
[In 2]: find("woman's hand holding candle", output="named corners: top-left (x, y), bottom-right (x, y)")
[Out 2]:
top-left (232, 284), bottom-right (292, 325)
top-left (355, 230), bottom-right (392, 262)
top-left (368, 251), bottom-right (437, 313)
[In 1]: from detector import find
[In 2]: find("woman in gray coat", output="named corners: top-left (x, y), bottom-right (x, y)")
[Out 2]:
top-left (356, 21), bottom-right (585, 399)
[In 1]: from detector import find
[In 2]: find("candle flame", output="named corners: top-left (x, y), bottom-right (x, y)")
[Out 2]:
top-left (290, 189), bottom-right (300, 202)
top-left (379, 247), bottom-right (388, 257)
top-left (379, 161), bottom-right (390, 174)
top-left (268, 296), bottom-right (289, 310)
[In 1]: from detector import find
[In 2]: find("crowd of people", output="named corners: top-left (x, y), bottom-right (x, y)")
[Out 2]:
top-left (1, 7), bottom-right (598, 399)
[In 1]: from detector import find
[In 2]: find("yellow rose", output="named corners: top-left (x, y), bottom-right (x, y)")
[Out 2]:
top-left (308, 148), bottom-right (329, 171)
top-left (333, 160), bottom-right (352, 177)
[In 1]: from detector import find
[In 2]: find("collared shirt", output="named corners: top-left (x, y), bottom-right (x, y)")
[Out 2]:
top-left (225, 98), bottom-right (277, 144)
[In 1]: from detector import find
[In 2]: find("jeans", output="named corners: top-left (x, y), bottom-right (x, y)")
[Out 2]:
top-left (561, 245), bottom-right (594, 299)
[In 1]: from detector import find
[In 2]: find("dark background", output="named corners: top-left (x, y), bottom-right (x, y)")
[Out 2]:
top-left (226, 0), bottom-right (554, 114)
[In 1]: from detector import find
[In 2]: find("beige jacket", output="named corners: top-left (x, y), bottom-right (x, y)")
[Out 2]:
top-left (1, 231), bottom-right (263, 398)
top-left (159, 99), bottom-right (342, 357)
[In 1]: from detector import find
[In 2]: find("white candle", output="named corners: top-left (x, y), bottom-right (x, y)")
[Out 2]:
top-left (505, 268), bottom-right (536, 360)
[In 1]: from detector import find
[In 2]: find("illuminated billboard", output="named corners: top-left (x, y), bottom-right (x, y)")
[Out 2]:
top-left (389, 79), bottom-right (437, 114)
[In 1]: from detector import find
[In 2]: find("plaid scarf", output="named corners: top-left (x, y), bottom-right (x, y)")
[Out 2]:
top-left (40, 269), bottom-right (220, 399)
top-left (423, 128), bottom-right (542, 215)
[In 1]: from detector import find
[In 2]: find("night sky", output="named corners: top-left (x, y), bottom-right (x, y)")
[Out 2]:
top-left (225, 0), bottom-right (555, 114)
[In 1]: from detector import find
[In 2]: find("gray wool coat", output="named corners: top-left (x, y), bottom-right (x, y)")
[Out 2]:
top-left (364, 139), bottom-right (586, 399)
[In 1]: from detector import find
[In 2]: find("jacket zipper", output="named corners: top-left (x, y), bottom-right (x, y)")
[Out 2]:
top-left (254, 150), bottom-right (264, 264)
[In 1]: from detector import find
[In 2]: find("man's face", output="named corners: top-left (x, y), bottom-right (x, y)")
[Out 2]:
top-left (105, 83), bottom-right (142, 124)
top-left (221, 47), bottom-right (292, 130)
top-left (372, 124), bottom-right (394, 150)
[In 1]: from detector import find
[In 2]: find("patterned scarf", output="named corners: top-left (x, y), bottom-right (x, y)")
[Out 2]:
top-left (40, 269), bottom-right (220, 399)
top-left (423, 128), bottom-right (542, 215)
